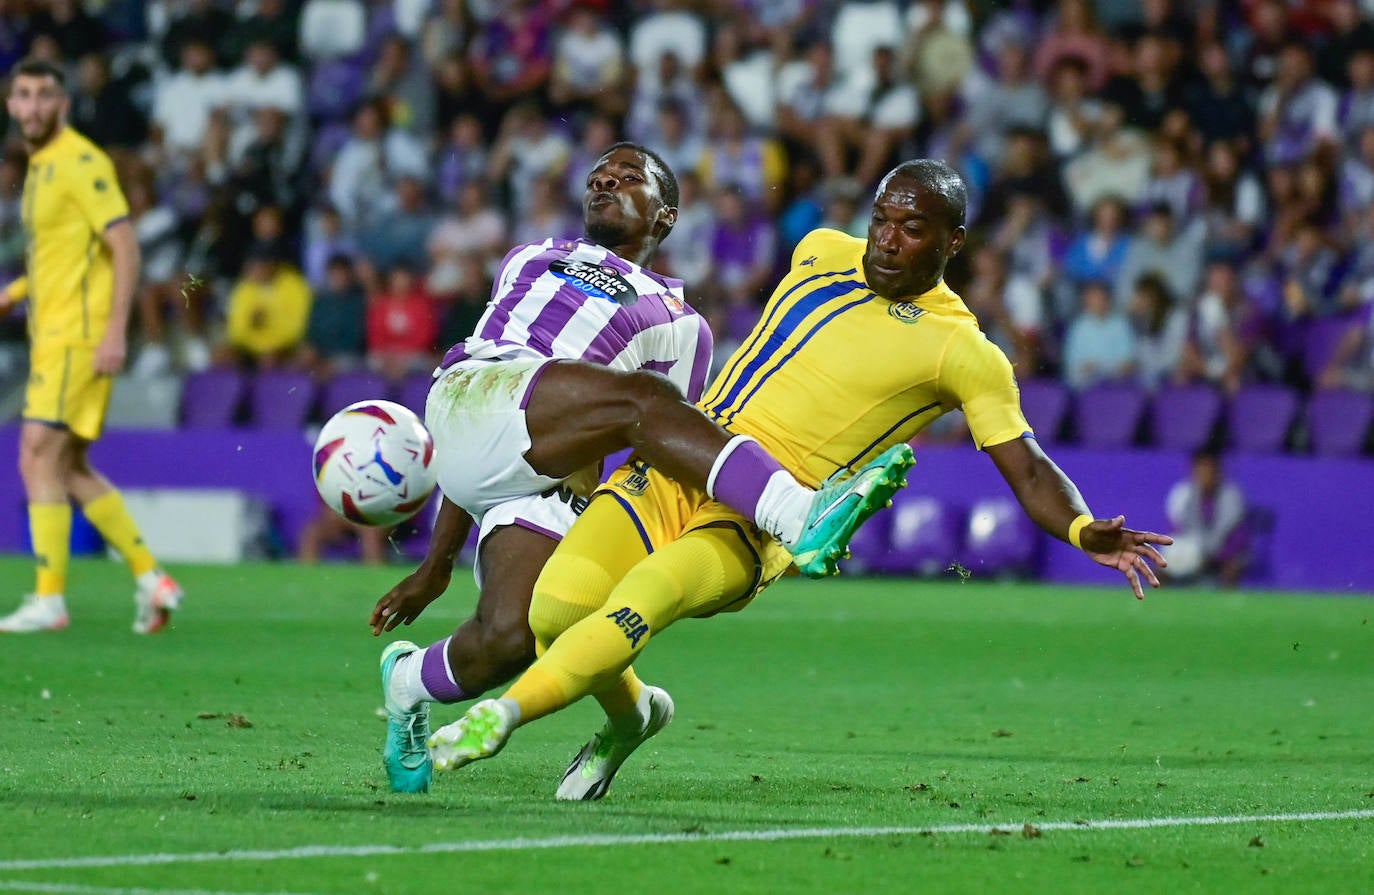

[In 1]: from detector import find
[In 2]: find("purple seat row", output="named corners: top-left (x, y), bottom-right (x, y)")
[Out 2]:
top-left (180, 368), bottom-right (435, 430)
top-left (1019, 380), bottom-right (1374, 457)
top-left (844, 494), bottom-right (1041, 579)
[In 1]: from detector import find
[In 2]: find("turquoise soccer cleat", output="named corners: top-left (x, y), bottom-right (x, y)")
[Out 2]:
top-left (380, 640), bottom-right (432, 793)
top-left (790, 443), bottom-right (915, 578)
top-left (427, 698), bottom-right (518, 773)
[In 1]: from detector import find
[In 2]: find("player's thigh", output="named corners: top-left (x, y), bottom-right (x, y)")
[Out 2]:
top-left (22, 347), bottom-right (111, 442)
top-left (474, 524), bottom-right (560, 636)
top-left (606, 522), bottom-right (763, 636)
top-left (522, 360), bottom-right (682, 479)
top-left (425, 359), bottom-right (565, 517)
top-left (529, 493), bottom-right (652, 645)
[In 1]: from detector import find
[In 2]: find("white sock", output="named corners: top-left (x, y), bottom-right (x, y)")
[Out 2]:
top-left (495, 697), bottom-right (522, 724)
top-left (388, 651), bottom-right (430, 710)
top-left (136, 569), bottom-right (164, 591)
top-left (755, 471), bottom-right (815, 548)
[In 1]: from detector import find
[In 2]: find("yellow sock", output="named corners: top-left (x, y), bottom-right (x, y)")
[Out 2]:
top-left (504, 668), bottom-right (570, 723)
top-left (30, 502), bottom-right (71, 596)
top-left (509, 525), bottom-right (759, 724)
top-left (594, 668), bottom-right (645, 720)
top-left (82, 490), bottom-right (157, 577)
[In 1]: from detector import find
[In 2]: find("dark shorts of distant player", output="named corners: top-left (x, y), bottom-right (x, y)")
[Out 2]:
top-left (598, 459), bottom-right (795, 616)
top-left (22, 344), bottom-right (113, 442)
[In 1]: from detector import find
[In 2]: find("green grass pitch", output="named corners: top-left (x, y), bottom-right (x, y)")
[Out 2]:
top-left (0, 556), bottom-right (1370, 894)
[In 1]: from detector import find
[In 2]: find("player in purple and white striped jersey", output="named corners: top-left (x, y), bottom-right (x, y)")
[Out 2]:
top-left (438, 235), bottom-right (713, 401)
top-left (371, 144), bottom-right (913, 794)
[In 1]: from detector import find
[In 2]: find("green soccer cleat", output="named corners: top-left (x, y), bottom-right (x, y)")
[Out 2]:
top-left (556, 685), bottom-right (675, 801)
top-left (380, 641), bottom-right (432, 793)
top-left (789, 443), bottom-right (915, 578)
top-left (427, 698), bottom-right (518, 773)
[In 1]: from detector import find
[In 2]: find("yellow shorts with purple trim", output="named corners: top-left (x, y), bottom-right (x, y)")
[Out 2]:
top-left (23, 344), bottom-right (112, 441)
top-left (597, 457), bottom-right (795, 615)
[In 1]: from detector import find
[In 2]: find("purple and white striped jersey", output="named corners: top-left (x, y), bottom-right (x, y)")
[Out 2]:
top-left (439, 238), bottom-right (714, 401)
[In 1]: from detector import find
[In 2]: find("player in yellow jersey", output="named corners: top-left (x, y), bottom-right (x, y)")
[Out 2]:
top-left (0, 60), bottom-right (183, 634)
top-left (424, 159), bottom-right (1174, 798)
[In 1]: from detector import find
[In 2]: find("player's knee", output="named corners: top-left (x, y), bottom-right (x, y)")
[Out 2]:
top-left (17, 436), bottom-right (61, 484)
top-left (529, 552), bottom-right (612, 646)
top-left (477, 616), bottom-right (536, 682)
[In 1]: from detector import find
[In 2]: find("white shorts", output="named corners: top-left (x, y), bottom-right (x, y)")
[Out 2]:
top-left (425, 357), bottom-right (589, 567)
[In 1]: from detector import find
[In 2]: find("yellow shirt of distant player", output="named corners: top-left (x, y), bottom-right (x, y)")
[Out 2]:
top-left (701, 228), bottom-right (1031, 488)
top-left (15, 127), bottom-right (129, 348)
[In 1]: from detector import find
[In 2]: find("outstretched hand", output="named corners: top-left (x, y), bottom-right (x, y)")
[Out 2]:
top-left (1079, 515), bottom-right (1173, 600)
top-left (370, 567), bottom-right (450, 636)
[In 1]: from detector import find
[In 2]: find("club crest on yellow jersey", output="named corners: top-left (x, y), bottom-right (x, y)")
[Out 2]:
top-left (888, 301), bottom-right (926, 324)
top-left (615, 459), bottom-right (652, 496)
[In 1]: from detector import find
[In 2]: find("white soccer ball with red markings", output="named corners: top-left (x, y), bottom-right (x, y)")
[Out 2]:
top-left (312, 400), bottom-right (438, 526)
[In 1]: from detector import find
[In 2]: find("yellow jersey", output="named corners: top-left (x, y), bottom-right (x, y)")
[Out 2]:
top-left (700, 229), bottom-right (1030, 487)
top-left (225, 265), bottom-right (313, 357)
top-left (11, 127), bottom-right (129, 349)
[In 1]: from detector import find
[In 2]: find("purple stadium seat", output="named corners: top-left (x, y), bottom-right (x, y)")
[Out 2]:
top-left (398, 371), bottom-right (436, 417)
top-left (1306, 388), bottom-right (1374, 456)
top-left (1226, 384), bottom-right (1299, 454)
top-left (841, 507), bottom-right (891, 575)
top-left (248, 369), bottom-right (317, 430)
top-left (867, 493), bottom-right (963, 577)
top-left (179, 367), bottom-right (247, 428)
top-left (319, 369), bottom-right (391, 418)
top-left (1302, 314), bottom-right (1361, 384)
top-left (1019, 379), bottom-right (1070, 444)
top-left (1074, 382), bottom-right (1147, 448)
top-left (1150, 383), bottom-right (1223, 452)
top-left (963, 497), bottom-right (1039, 577)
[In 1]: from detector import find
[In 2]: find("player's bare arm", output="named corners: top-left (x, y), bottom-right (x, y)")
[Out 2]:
top-left (985, 436), bottom-right (1172, 600)
top-left (371, 496), bottom-right (474, 635)
top-left (96, 219), bottom-right (139, 376)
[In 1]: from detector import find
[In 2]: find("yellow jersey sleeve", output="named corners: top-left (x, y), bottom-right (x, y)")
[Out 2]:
top-left (68, 150), bottom-right (129, 234)
top-left (4, 276), bottom-right (27, 302)
top-left (939, 323), bottom-right (1031, 449)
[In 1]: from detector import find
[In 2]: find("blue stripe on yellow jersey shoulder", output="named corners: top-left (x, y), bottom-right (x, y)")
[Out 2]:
top-left (706, 267), bottom-right (858, 409)
top-left (705, 272), bottom-right (871, 423)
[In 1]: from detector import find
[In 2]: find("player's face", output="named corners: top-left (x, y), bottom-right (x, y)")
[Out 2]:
top-left (582, 148), bottom-right (674, 247)
top-left (862, 176), bottom-right (965, 300)
top-left (7, 74), bottom-right (67, 146)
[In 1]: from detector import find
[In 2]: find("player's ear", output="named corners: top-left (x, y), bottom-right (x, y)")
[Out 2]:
top-left (655, 205), bottom-right (678, 240)
top-left (947, 226), bottom-right (966, 257)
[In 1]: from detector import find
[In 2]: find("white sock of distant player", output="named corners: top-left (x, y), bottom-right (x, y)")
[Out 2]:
top-left (706, 435), bottom-right (814, 547)
top-left (135, 569), bottom-right (164, 592)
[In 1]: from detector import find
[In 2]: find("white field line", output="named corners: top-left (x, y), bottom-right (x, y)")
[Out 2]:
top-left (0, 883), bottom-right (330, 895)
top-left (0, 808), bottom-right (1370, 873)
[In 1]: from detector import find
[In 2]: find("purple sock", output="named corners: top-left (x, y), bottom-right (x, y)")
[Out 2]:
top-left (420, 636), bottom-right (468, 703)
top-left (707, 436), bottom-right (785, 517)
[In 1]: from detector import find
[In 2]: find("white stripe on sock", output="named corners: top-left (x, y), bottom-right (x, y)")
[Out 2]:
top-left (705, 434), bottom-right (757, 500)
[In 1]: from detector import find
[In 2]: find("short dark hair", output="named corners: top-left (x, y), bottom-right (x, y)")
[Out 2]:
top-left (10, 58), bottom-right (66, 90)
top-left (882, 159), bottom-right (968, 229)
top-left (600, 141), bottom-right (679, 209)
top-left (1192, 445), bottom-right (1223, 464)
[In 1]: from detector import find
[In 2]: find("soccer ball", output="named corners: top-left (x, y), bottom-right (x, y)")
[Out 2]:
top-left (312, 400), bottom-right (438, 526)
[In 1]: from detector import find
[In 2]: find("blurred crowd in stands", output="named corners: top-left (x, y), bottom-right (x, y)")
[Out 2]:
top-left (4, 0), bottom-right (1374, 437)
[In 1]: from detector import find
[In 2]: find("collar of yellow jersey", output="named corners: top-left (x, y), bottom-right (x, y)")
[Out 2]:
top-left (887, 280), bottom-right (978, 324)
top-left (28, 126), bottom-right (75, 163)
